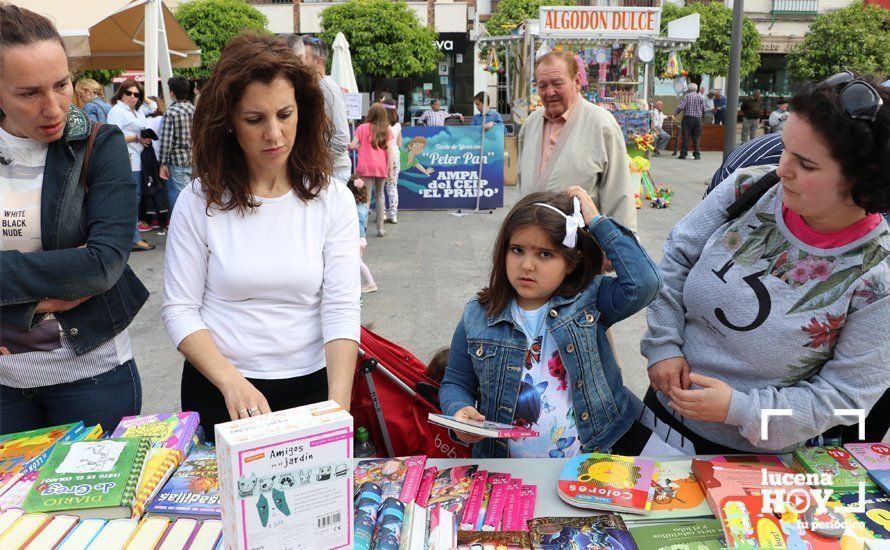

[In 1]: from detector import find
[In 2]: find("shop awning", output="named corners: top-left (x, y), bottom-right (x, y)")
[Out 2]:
top-left (15, 0), bottom-right (201, 70)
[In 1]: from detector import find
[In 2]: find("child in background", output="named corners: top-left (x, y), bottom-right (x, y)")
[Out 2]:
top-left (349, 103), bottom-right (392, 237)
top-left (382, 98), bottom-right (401, 225)
top-left (347, 175), bottom-right (378, 294)
top-left (439, 188), bottom-right (662, 458)
top-left (425, 347), bottom-right (449, 383)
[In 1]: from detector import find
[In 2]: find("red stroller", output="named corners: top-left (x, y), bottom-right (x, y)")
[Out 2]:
top-left (350, 326), bottom-right (472, 459)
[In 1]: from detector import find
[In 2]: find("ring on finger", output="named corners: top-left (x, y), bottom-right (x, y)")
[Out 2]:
top-left (248, 406), bottom-right (260, 415)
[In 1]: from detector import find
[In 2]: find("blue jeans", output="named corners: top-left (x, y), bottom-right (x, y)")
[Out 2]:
top-left (1, 359), bottom-right (142, 434)
top-left (132, 170), bottom-right (142, 243)
top-left (166, 165), bottom-right (192, 211)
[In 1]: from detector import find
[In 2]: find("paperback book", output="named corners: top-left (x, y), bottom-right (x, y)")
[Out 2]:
top-left (634, 459), bottom-right (712, 522)
top-left (0, 422), bottom-right (85, 478)
top-left (557, 453), bottom-right (659, 514)
top-left (830, 490), bottom-right (890, 542)
top-left (844, 443), bottom-right (890, 495)
top-left (131, 447), bottom-right (182, 519)
top-left (456, 530), bottom-right (531, 548)
top-left (628, 519), bottom-right (727, 550)
top-left (421, 465), bottom-right (478, 520)
top-left (111, 412), bottom-right (201, 459)
top-left (792, 446), bottom-right (877, 493)
top-left (528, 514), bottom-right (638, 549)
top-left (147, 444), bottom-right (220, 519)
top-left (353, 455), bottom-right (427, 505)
top-left (427, 414), bottom-right (539, 439)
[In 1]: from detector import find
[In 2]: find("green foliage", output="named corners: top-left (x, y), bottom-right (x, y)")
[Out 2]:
top-left (786, 3), bottom-right (890, 83)
top-left (657, 2), bottom-right (761, 80)
top-left (319, 0), bottom-right (440, 78)
top-left (173, 0), bottom-right (269, 80)
top-left (72, 69), bottom-right (123, 86)
top-left (486, 0), bottom-right (574, 36)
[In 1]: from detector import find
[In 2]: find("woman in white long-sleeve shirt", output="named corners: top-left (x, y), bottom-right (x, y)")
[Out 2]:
top-left (162, 33), bottom-right (360, 439)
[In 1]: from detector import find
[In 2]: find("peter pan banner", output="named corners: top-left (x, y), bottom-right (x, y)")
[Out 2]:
top-left (397, 126), bottom-right (504, 210)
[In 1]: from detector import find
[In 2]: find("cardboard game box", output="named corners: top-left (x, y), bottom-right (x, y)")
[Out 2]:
top-left (215, 401), bottom-right (353, 549)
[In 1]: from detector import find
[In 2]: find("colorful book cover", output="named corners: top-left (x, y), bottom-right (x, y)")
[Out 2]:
top-left (371, 496), bottom-right (406, 550)
top-left (459, 470), bottom-right (487, 530)
top-left (793, 446), bottom-right (877, 493)
top-left (829, 490), bottom-right (890, 543)
top-left (629, 519), bottom-right (727, 550)
top-left (710, 455), bottom-right (786, 467)
top-left (557, 453), bottom-right (659, 514)
top-left (639, 459), bottom-right (712, 521)
top-left (0, 471), bottom-right (38, 511)
top-left (0, 422), bottom-right (85, 477)
top-left (501, 479), bottom-right (524, 531)
top-left (844, 442), bottom-right (890, 495)
top-left (477, 472), bottom-right (510, 531)
top-left (482, 474), bottom-right (513, 531)
top-left (415, 467), bottom-right (437, 508)
top-left (354, 481), bottom-right (382, 550)
top-left (427, 414), bottom-right (539, 439)
top-left (528, 515), bottom-right (638, 549)
top-left (111, 412), bottom-right (200, 459)
top-left (353, 455), bottom-right (427, 505)
top-left (73, 424), bottom-right (104, 442)
top-left (22, 437), bottom-right (150, 518)
top-left (423, 465), bottom-right (478, 522)
top-left (519, 484), bottom-right (537, 532)
top-left (147, 444), bottom-right (219, 519)
top-left (131, 447), bottom-right (182, 519)
top-left (456, 530), bottom-right (531, 548)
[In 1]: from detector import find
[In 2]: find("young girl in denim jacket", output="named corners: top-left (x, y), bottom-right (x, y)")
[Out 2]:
top-left (440, 188), bottom-right (662, 458)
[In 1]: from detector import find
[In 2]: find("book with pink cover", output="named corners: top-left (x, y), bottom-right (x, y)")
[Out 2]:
top-left (427, 414), bottom-right (539, 439)
top-left (519, 485), bottom-right (537, 531)
top-left (423, 465), bottom-right (479, 523)
top-left (353, 455), bottom-right (427, 505)
top-left (111, 412), bottom-right (200, 458)
top-left (500, 479), bottom-right (524, 531)
top-left (459, 470), bottom-right (488, 530)
top-left (843, 442), bottom-right (890, 495)
top-left (0, 471), bottom-right (38, 511)
top-left (482, 475), bottom-right (513, 531)
top-left (415, 467), bottom-right (438, 508)
top-left (475, 473), bottom-right (510, 531)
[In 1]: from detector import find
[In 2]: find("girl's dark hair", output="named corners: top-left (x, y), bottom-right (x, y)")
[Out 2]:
top-left (346, 174), bottom-right (368, 204)
top-left (473, 91), bottom-right (490, 105)
top-left (112, 80), bottom-right (145, 110)
top-left (383, 98), bottom-right (399, 126)
top-left (193, 33), bottom-right (331, 213)
top-left (790, 77), bottom-right (890, 214)
top-left (0, 4), bottom-right (66, 61)
top-left (425, 348), bottom-right (449, 383)
top-left (478, 192), bottom-right (603, 317)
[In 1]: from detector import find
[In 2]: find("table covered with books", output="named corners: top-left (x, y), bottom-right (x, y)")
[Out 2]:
top-left (1, 403), bottom-right (889, 549)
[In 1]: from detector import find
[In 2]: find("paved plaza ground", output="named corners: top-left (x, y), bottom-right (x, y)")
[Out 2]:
top-left (129, 152), bottom-right (725, 414)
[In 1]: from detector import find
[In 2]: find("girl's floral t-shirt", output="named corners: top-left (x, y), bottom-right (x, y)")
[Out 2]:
top-left (508, 301), bottom-right (582, 458)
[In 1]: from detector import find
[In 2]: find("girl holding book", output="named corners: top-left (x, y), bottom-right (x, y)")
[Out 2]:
top-left (439, 189), bottom-right (662, 458)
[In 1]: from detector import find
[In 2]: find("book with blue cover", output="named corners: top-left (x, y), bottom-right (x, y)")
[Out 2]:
top-left (147, 444), bottom-right (220, 519)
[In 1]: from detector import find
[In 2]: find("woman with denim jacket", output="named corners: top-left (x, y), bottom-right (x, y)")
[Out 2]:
top-left (0, 5), bottom-right (149, 434)
top-left (440, 188), bottom-right (662, 458)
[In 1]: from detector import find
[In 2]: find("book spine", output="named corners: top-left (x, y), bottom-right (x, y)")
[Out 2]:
top-left (415, 467), bottom-right (437, 508)
top-left (399, 457), bottom-right (427, 505)
top-left (494, 428), bottom-right (539, 438)
top-left (459, 470), bottom-right (487, 530)
top-left (178, 414), bottom-right (201, 457)
top-left (132, 453), bottom-right (179, 519)
top-left (122, 438), bottom-right (152, 509)
top-left (518, 485), bottom-right (537, 531)
top-left (481, 477), bottom-right (511, 531)
top-left (500, 479), bottom-right (523, 531)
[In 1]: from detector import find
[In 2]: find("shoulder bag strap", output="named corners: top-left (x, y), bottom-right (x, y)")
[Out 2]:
top-left (79, 122), bottom-right (103, 189)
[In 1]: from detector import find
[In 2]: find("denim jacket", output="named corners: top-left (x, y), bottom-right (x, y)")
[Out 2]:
top-left (0, 106), bottom-right (149, 355)
top-left (440, 217), bottom-right (661, 458)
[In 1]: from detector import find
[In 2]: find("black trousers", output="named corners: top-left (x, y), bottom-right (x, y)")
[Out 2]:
top-left (181, 361), bottom-right (329, 442)
top-left (680, 116), bottom-right (702, 158)
top-left (644, 388), bottom-right (746, 455)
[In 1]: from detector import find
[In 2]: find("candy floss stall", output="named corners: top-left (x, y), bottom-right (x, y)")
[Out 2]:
top-left (477, 3), bottom-right (698, 206)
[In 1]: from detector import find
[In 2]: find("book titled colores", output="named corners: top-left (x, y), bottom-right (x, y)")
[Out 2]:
top-left (22, 437), bottom-right (150, 519)
top-left (557, 453), bottom-right (659, 514)
top-left (427, 414), bottom-right (540, 439)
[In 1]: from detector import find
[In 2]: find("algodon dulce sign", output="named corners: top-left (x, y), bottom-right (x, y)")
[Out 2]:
top-left (539, 6), bottom-right (662, 37)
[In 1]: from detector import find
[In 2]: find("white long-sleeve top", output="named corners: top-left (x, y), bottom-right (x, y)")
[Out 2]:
top-left (162, 180), bottom-right (361, 379)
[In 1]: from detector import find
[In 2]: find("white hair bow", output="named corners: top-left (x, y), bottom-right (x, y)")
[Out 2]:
top-left (534, 197), bottom-right (585, 248)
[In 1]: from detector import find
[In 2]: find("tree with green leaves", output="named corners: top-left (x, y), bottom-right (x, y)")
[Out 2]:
top-left (72, 69), bottom-right (123, 87)
top-left (658, 2), bottom-right (761, 86)
top-left (174, 0), bottom-right (268, 81)
top-left (486, 0), bottom-right (574, 36)
top-left (786, 2), bottom-right (890, 83)
top-left (319, 0), bottom-right (440, 80)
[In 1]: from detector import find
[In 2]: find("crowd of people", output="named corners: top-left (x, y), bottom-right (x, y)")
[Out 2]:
top-left (2, 4), bottom-right (889, 460)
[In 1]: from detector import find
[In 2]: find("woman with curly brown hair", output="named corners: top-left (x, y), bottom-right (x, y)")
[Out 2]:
top-left (162, 33), bottom-right (360, 438)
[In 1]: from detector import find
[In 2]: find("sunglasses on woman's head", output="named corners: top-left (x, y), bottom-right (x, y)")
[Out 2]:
top-left (123, 90), bottom-right (141, 98)
top-left (823, 71), bottom-right (883, 122)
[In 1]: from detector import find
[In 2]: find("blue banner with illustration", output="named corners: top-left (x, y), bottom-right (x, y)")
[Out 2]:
top-left (396, 126), bottom-right (504, 210)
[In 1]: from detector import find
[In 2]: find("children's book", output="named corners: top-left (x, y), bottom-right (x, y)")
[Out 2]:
top-left (371, 496), bottom-right (406, 550)
top-left (422, 465), bottom-right (478, 522)
top-left (131, 448), bottom-right (182, 519)
top-left (829, 490), bottom-right (890, 543)
top-left (0, 422), bottom-right (85, 478)
top-left (354, 481), bottom-right (381, 550)
top-left (519, 485), bottom-right (537, 532)
top-left (22, 437), bottom-right (151, 519)
top-left (692, 459), bottom-right (840, 549)
top-left (25, 513), bottom-right (79, 549)
top-left (844, 443), bottom-right (890, 495)
top-left (793, 446), bottom-right (877, 493)
top-left (87, 517), bottom-right (138, 548)
top-left (189, 519), bottom-right (223, 550)
top-left (125, 516), bottom-right (170, 550)
top-left (528, 514), bottom-right (638, 549)
top-left (482, 473), bottom-right (513, 531)
top-left (0, 512), bottom-right (49, 548)
top-left (156, 518), bottom-right (198, 550)
top-left (215, 400), bottom-right (352, 550)
top-left (74, 425), bottom-right (105, 443)
top-left (147, 445), bottom-right (220, 520)
top-left (557, 453), bottom-right (659, 514)
top-left (55, 518), bottom-right (107, 550)
top-left (0, 472), bottom-right (38, 511)
top-left (353, 455), bottom-right (427, 505)
top-left (628, 519), bottom-right (727, 550)
top-left (459, 470), bottom-right (488, 530)
top-left (111, 412), bottom-right (201, 459)
top-left (456, 530), bottom-right (531, 548)
top-left (630, 459), bottom-right (712, 522)
top-left (427, 414), bottom-right (539, 439)
top-left (710, 455), bottom-right (786, 467)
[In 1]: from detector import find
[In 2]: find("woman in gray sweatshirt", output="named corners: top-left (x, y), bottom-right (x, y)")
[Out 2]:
top-left (641, 75), bottom-right (890, 453)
